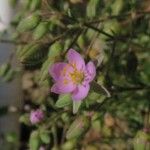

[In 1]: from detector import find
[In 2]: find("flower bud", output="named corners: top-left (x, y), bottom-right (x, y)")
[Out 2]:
top-left (17, 14), bottom-right (40, 32)
top-left (30, 109), bottom-right (44, 124)
top-left (33, 22), bottom-right (49, 40)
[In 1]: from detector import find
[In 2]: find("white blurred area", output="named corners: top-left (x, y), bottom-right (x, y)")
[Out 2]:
top-left (0, 0), bottom-right (13, 31)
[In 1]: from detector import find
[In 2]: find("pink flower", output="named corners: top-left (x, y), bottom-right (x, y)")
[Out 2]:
top-left (49, 49), bottom-right (96, 101)
top-left (39, 146), bottom-right (45, 150)
top-left (30, 109), bottom-right (44, 124)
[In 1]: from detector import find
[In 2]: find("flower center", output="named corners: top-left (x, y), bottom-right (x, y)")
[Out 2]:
top-left (69, 68), bottom-right (84, 84)
top-left (62, 62), bottom-right (84, 85)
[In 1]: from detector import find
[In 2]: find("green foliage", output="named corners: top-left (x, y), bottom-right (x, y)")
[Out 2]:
top-left (29, 131), bottom-right (40, 150)
top-left (1, 0), bottom-right (150, 149)
top-left (33, 22), bottom-right (49, 40)
top-left (17, 13), bottom-right (40, 33)
top-left (55, 94), bottom-right (72, 108)
top-left (66, 116), bottom-right (90, 139)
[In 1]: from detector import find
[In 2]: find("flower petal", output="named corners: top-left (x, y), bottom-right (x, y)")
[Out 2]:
top-left (49, 62), bottom-right (67, 81)
top-left (85, 61), bottom-right (96, 83)
top-left (67, 49), bottom-right (85, 70)
top-left (51, 81), bottom-right (76, 94)
top-left (71, 84), bottom-right (90, 101)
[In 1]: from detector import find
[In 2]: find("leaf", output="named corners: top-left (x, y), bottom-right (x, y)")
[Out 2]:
top-left (17, 13), bottom-right (40, 33)
top-left (73, 100), bottom-right (82, 114)
top-left (0, 63), bottom-right (11, 77)
top-left (39, 57), bottom-right (55, 84)
top-left (30, 0), bottom-right (41, 11)
top-left (48, 42), bottom-right (63, 58)
top-left (55, 94), bottom-right (72, 108)
top-left (29, 131), bottom-right (40, 150)
top-left (111, 0), bottom-right (124, 15)
top-left (91, 81), bottom-right (111, 97)
top-left (66, 116), bottom-right (90, 139)
top-left (19, 114), bottom-right (30, 125)
top-left (33, 22), bottom-right (49, 40)
top-left (133, 131), bottom-right (149, 150)
top-left (40, 131), bottom-right (50, 144)
top-left (86, 0), bottom-right (100, 18)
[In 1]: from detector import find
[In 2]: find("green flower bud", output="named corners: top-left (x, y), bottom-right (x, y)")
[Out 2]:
top-left (48, 42), bottom-right (63, 58)
top-left (17, 14), bottom-right (40, 33)
top-left (17, 42), bottom-right (48, 65)
top-left (33, 22), bottom-right (49, 40)
top-left (39, 57), bottom-right (55, 84)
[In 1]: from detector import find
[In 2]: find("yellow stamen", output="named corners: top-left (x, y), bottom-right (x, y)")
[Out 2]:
top-left (61, 62), bottom-right (84, 85)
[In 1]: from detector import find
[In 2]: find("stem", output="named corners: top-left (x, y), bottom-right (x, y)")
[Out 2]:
top-left (52, 126), bottom-right (58, 147)
top-left (113, 85), bottom-right (150, 92)
top-left (86, 11), bottom-right (150, 24)
top-left (0, 39), bottom-right (26, 45)
top-left (83, 23), bottom-right (114, 39)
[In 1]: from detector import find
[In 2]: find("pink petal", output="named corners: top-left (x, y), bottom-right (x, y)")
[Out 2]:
top-left (67, 49), bottom-right (85, 70)
top-left (51, 81), bottom-right (76, 94)
top-left (49, 62), bottom-right (67, 81)
top-left (71, 84), bottom-right (90, 101)
top-left (85, 61), bottom-right (96, 83)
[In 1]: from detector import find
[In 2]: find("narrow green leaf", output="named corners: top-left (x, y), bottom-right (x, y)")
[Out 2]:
top-left (73, 100), bottom-right (82, 114)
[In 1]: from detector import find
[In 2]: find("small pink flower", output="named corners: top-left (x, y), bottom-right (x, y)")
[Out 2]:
top-left (30, 109), bottom-right (44, 124)
top-left (49, 49), bottom-right (96, 101)
top-left (39, 146), bottom-right (45, 150)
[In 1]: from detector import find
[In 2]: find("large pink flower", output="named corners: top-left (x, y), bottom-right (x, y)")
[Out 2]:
top-left (49, 49), bottom-right (96, 101)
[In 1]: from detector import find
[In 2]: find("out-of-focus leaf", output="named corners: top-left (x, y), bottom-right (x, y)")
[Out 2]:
top-left (86, 0), bottom-right (101, 18)
top-left (33, 22), bottom-right (49, 40)
top-left (73, 100), bottom-right (82, 114)
top-left (17, 14), bottom-right (40, 33)
top-left (40, 131), bottom-right (50, 144)
top-left (55, 94), bottom-right (72, 108)
top-left (3, 69), bottom-right (16, 82)
top-left (103, 20), bottom-right (121, 37)
top-left (19, 114), bottom-right (30, 125)
top-left (29, 131), bottom-right (40, 150)
top-left (66, 116), bottom-right (90, 139)
top-left (17, 43), bottom-right (48, 64)
top-left (30, 0), bottom-right (41, 11)
top-left (61, 139), bottom-right (76, 150)
top-left (48, 42), bottom-right (63, 58)
top-left (39, 57), bottom-right (54, 84)
top-left (0, 63), bottom-right (11, 77)
top-left (134, 130), bottom-right (150, 150)
top-left (111, 0), bottom-right (124, 15)
top-left (5, 132), bottom-right (18, 143)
